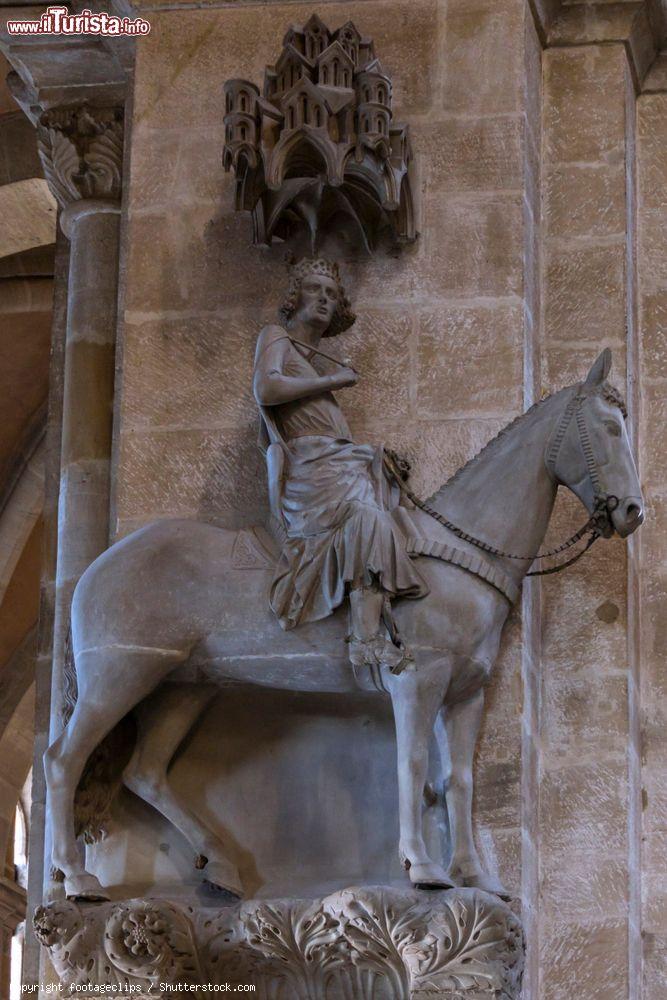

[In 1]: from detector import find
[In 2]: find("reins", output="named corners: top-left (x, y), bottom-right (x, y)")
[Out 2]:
top-left (390, 475), bottom-right (606, 577)
top-left (267, 335), bottom-right (617, 580)
top-left (384, 386), bottom-right (619, 579)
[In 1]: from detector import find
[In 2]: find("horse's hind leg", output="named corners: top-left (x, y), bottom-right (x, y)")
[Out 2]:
top-left (123, 682), bottom-right (243, 897)
top-left (437, 690), bottom-right (509, 899)
top-left (44, 647), bottom-right (185, 900)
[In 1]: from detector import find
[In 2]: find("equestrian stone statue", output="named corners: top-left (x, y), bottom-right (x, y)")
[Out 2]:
top-left (42, 273), bottom-right (643, 902)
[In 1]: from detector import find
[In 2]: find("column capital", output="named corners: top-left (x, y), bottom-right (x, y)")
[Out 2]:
top-left (36, 106), bottom-right (124, 212)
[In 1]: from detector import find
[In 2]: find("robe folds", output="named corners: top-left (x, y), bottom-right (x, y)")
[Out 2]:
top-left (256, 331), bottom-right (427, 630)
top-left (270, 435), bottom-right (428, 628)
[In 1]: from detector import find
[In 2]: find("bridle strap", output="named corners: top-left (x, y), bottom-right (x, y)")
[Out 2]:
top-left (575, 399), bottom-right (603, 497)
top-left (545, 391), bottom-right (581, 481)
top-left (392, 469), bottom-right (601, 572)
top-left (545, 386), bottom-right (606, 503)
top-left (526, 529), bottom-right (600, 578)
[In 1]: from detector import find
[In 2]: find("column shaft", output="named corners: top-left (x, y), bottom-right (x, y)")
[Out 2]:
top-left (50, 205), bottom-right (120, 740)
top-left (39, 204), bottom-right (120, 920)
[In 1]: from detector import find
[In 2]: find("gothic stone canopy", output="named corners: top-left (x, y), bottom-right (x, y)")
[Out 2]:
top-left (222, 15), bottom-right (415, 254)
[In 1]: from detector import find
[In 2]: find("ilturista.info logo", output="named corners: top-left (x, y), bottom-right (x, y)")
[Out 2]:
top-left (6, 6), bottom-right (151, 35)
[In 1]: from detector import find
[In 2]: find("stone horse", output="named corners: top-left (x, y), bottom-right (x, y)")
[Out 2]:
top-left (45, 349), bottom-right (643, 902)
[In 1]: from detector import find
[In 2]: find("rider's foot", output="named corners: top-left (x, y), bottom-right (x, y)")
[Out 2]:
top-left (348, 634), bottom-right (411, 674)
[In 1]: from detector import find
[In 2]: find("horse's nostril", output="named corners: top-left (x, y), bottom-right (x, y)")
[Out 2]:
top-left (626, 503), bottom-right (642, 522)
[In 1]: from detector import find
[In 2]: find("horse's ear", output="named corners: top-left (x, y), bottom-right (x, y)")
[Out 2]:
top-left (584, 348), bottom-right (612, 386)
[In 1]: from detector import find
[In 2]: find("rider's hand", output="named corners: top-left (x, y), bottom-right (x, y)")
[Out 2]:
top-left (329, 367), bottom-right (358, 390)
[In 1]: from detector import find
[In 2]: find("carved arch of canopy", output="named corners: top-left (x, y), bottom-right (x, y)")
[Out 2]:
top-left (223, 16), bottom-right (417, 254)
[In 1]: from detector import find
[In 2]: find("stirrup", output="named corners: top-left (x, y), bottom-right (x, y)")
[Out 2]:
top-left (347, 633), bottom-right (412, 675)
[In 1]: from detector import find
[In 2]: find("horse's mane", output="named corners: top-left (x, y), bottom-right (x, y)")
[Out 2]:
top-left (428, 380), bottom-right (626, 505)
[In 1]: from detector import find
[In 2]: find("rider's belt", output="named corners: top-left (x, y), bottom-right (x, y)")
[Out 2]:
top-left (405, 537), bottom-right (520, 605)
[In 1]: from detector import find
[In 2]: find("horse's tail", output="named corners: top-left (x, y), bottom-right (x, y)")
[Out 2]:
top-left (61, 625), bottom-right (77, 727)
top-left (63, 624), bottom-right (136, 846)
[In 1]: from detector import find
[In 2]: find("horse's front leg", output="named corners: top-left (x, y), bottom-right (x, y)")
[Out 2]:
top-left (437, 689), bottom-right (509, 899)
top-left (387, 657), bottom-right (453, 889)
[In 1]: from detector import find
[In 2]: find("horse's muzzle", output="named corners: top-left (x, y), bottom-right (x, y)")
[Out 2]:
top-left (611, 496), bottom-right (644, 537)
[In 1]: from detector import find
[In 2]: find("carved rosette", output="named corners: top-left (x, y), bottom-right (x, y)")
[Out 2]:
top-left (34, 886), bottom-right (523, 998)
top-left (105, 900), bottom-right (203, 983)
top-left (36, 106), bottom-right (124, 208)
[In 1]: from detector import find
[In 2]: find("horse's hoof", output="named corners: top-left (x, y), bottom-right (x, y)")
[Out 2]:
top-left (462, 871), bottom-right (512, 901)
top-left (64, 872), bottom-right (110, 902)
top-left (202, 861), bottom-right (243, 899)
top-left (408, 861), bottom-right (457, 890)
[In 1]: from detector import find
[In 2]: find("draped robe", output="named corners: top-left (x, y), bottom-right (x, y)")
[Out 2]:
top-left (255, 332), bottom-right (428, 629)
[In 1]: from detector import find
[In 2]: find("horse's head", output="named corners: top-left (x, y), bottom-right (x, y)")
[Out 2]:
top-left (546, 349), bottom-right (643, 539)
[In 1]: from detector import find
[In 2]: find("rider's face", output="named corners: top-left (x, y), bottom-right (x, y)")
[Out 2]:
top-left (294, 274), bottom-right (338, 332)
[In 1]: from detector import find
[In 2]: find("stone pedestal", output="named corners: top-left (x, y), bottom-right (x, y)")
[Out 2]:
top-left (34, 886), bottom-right (523, 998)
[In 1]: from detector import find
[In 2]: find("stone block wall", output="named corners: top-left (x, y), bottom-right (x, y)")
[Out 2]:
top-left (114, 0), bottom-right (532, 536)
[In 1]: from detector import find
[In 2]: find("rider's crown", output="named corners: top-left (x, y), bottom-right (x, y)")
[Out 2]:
top-left (285, 253), bottom-right (341, 283)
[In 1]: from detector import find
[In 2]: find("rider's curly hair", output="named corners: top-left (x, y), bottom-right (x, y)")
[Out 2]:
top-left (278, 254), bottom-right (356, 337)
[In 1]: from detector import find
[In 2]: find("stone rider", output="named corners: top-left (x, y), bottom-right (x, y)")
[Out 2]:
top-left (253, 256), bottom-right (427, 673)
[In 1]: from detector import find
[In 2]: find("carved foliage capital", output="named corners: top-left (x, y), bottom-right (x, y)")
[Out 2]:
top-left (35, 886), bottom-right (524, 998)
top-left (36, 106), bottom-right (124, 208)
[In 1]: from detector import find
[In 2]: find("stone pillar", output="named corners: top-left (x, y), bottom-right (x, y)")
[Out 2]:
top-left (34, 106), bottom-right (123, 875)
top-left (22, 227), bottom-right (69, 990)
top-left (540, 37), bottom-right (638, 1000)
top-left (50, 201), bottom-right (120, 731)
top-left (520, 11), bottom-right (543, 997)
top-left (636, 58), bottom-right (667, 997)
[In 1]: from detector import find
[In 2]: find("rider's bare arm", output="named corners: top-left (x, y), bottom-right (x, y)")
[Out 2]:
top-left (253, 327), bottom-right (356, 407)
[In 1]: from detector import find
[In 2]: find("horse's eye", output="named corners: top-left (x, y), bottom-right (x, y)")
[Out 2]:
top-left (606, 422), bottom-right (621, 437)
